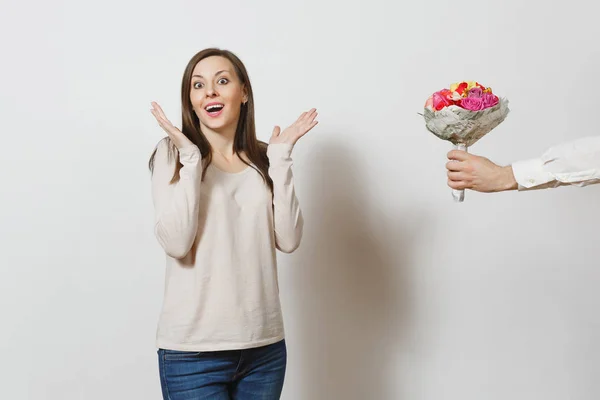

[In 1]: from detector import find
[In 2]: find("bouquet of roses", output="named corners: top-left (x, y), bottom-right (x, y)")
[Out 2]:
top-left (422, 81), bottom-right (510, 202)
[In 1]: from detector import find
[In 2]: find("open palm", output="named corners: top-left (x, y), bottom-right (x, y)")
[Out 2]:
top-left (150, 101), bottom-right (194, 149)
top-left (270, 108), bottom-right (318, 146)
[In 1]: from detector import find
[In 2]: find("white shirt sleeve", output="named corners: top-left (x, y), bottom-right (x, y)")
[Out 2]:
top-left (151, 138), bottom-right (203, 259)
top-left (511, 136), bottom-right (600, 190)
top-left (267, 143), bottom-right (304, 253)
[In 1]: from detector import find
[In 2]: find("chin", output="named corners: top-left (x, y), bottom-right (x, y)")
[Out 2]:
top-left (201, 120), bottom-right (224, 130)
top-left (200, 118), bottom-right (236, 133)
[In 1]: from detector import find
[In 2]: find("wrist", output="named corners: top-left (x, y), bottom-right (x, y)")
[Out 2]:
top-left (500, 166), bottom-right (518, 191)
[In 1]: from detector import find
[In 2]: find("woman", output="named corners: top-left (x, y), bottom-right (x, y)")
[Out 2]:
top-left (149, 48), bottom-right (317, 399)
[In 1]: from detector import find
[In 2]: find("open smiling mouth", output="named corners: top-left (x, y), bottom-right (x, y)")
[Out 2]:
top-left (205, 103), bottom-right (224, 117)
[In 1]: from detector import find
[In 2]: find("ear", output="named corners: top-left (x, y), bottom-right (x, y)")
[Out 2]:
top-left (242, 85), bottom-right (249, 104)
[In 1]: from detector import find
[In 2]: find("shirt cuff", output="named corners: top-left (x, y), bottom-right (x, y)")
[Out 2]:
top-left (511, 158), bottom-right (554, 189)
top-left (267, 143), bottom-right (293, 162)
top-left (178, 145), bottom-right (201, 164)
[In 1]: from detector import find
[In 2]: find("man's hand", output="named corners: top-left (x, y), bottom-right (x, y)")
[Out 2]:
top-left (446, 150), bottom-right (518, 192)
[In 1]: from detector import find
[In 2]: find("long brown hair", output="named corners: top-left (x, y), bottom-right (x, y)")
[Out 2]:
top-left (149, 48), bottom-right (273, 191)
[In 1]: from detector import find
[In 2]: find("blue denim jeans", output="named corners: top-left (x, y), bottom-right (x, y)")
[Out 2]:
top-left (158, 339), bottom-right (287, 399)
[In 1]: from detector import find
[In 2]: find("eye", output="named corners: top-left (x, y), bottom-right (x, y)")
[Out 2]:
top-left (218, 78), bottom-right (229, 85)
top-left (193, 82), bottom-right (204, 89)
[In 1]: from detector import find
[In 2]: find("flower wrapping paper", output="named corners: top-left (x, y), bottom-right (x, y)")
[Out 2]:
top-left (423, 97), bottom-right (510, 147)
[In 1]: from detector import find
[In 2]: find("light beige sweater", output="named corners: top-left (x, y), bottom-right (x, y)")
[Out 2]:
top-left (151, 139), bottom-right (303, 351)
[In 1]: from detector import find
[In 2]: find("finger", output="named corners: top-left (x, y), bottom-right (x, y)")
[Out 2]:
top-left (302, 108), bottom-right (317, 122)
top-left (298, 113), bottom-right (318, 130)
top-left (295, 120), bottom-right (319, 140)
top-left (296, 112), bottom-right (307, 123)
top-left (447, 171), bottom-right (466, 181)
top-left (151, 110), bottom-right (177, 136)
top-left (446, 160), bottom-right (466, 171)
top-left (271, 125), bottom-right (281, 138)
top-left (152, 102), bottom-right (170, 122)
top-left (151, 108), bottom-right (168, 127)
top-left (150, 109), bottom-right (164, 125)
top-left (305, 111), bottom-right (318, 122)
top-left (448, 179), bottom-right (467, 190)
top-left (151, 109), bottom-right (169, 129)
top-left (447, 150), bottom-right (469, 161)
top-left (151, 101), bottom-right (163, 116)
top-left (152, 108), bottom-right (174, 128)
top-left (151, 101), bottom-right (163, 114)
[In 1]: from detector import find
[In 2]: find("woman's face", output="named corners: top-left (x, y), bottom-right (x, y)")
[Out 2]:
top-left (190, 56), bottom-right (247, 134)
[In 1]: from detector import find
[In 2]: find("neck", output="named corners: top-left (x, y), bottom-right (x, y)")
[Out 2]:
top-left (203, 124), bottom-right (237, 157)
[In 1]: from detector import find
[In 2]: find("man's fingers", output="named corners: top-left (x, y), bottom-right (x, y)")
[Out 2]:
top-left (447, 171), bottom-right (467, 181)
top-left (447, 150), bottom-right (470, 161)
top-left (448, 179), bottom-right (467, 190)
top-left (446, 160), bottom-right (466, 171)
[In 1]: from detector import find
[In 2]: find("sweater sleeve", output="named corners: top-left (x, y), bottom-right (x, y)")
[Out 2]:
top-left (267, 143), bottom-right (304, 253)
top-left (151, 138), bottom-right (203, 258)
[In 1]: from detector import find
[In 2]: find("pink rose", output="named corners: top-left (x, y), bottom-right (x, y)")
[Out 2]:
top-left (467, 87), bottom-right (483, 98)
top-left (460, 97), bottom-right (484, 111)
top-left (433, 91), bottom-right (451, 111)
top-left (482, 93), bottom-right (499, 108)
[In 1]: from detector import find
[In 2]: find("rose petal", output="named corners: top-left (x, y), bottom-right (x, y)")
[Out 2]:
top-left (468, 87), bottom-right (483, 98)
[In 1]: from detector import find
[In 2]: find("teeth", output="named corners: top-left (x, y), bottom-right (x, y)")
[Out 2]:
top-left (206, 104), bottom-right (224, 112)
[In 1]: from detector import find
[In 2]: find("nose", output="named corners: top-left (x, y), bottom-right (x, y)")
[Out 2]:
top-left (205, 84), bottom-right (218, 98)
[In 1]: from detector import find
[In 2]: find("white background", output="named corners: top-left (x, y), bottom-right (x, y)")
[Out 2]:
top-left (1, 0), bottom-right (599, 399)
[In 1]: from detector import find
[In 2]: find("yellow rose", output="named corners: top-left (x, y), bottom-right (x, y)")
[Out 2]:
top-left (450, 82), bottom-right (469, 97)
top-left (466, 81), bottom-right (478, 90)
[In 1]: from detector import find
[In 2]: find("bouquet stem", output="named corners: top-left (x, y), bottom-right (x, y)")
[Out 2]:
top-left (452, 143), bottom-right (467, 202)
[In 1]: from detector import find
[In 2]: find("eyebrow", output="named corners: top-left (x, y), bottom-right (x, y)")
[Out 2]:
top-left (192, 70), bottom-right (230, 79)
